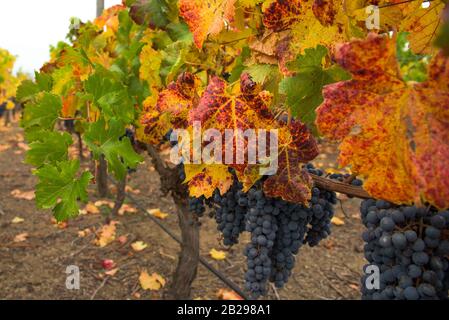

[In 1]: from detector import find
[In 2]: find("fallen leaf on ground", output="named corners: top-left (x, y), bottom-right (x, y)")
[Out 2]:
top-left (0, 144), bottom-right (10, 152)
top-left (78, 228), bottom-right (92, 238)
top-left (11, 217), bottom-right (24, 224)
top-left (118, 204), bottom-right (137, 215)
top-left (50, 217), bottom-right (68, 229)
top-left (147, 208), bottom-right (169, 220)
top-left (14, 150), bottom-right (22, 155)
top-left (210, 248), bottom-right (227, 260)
top-left (105, 268), bottom-right (119, 276)
top-left (217, 289), bottom-right (243, 300)
top-left (94, 200), bottom-right (114, 208)
top-left (125, 185), bottom-right (141, 194)
top-left (117, 235), bottom-right (128, 244)
top-left (139, 271), bottom-right (166, 291)
top-left (11, 189), bottom-right (35, 200)
top-left (17, 142), bottom-right (30, 151)
top-left (331, 217), bottom-right (345, 226)
top-left (14, 232), bottom-right (28, 242)
top-left (85, 202), bottom-right (100, 214)
top-left (131, 241), bottom-right (148, 252)
top-left (95, 221), bottom-right (118, 247)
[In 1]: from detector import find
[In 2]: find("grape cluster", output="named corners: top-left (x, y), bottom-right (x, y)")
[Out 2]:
top-left (269, 202), bottom-right (309, 289)
top-left (360, 199), bottom-right (449, 300)
top-left (213, 181), bottom-right (249, 246)
top-left (304, 164), bottom-right (338, 246)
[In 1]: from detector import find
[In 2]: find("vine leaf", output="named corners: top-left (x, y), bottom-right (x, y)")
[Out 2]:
top-left (316, 34), bottom-right (449, 209)
top-left (179, 0), bottom-right (237, 48)
top-left (25, 132), bottom-right (73, 167)
top-left (21, 93), bottom-right (61, 133)
top-left (35, 160), bottom-right (93, 221)
top-left (184, 164), bottom-right (234, 198)
top-left (279, 45), bottom-right (350, 125)
top-left (264, 121), bottom-right (319, 204)
top-left (263, 0), bottom-right (348, 54)
top-left (84, 118), bottom-right (144, 180)
top-left (140, 72), bottom-right (200, 144)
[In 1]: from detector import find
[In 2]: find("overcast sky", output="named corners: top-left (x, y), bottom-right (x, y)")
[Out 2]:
top-left (0, 0), bottom-right (122, 74)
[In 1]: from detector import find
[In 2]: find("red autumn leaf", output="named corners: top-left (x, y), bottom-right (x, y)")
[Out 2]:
top-left (316, 33), bottom-right (449, 209)
top-left (263, 120), bottom-right (319, 204)
top-left (141, 72), bottom-right (200, 144)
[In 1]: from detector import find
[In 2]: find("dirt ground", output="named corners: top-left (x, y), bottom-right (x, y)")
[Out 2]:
top-left (0, 121), bottom-right (366, 300)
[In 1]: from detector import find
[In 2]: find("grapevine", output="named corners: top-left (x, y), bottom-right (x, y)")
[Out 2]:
top-left (4, 0), bottom-right (448, 300)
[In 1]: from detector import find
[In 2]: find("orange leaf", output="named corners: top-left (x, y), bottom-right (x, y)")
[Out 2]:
top-left (118, 204), bottom-right (137, 215)
top-left (13, 232), bottom-right (28, 243)
top-left (179, 0), bottom-right (237, 48)
top-left (10, 189), bottom-right (35, 201)
top-left (95, 221), bottom-right (118, 247)
top-left (141, 72), bottom-right (200, 144)
top-left (316, 34), bottom-right (449, 209)
top-left (217, 288), bottom-right (243, 300)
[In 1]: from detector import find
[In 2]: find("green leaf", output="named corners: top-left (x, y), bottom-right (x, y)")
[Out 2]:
top-left (280, 46), bottom-right (350, 126)
top-left (166, 22), bottom-right (193, 43)
top-left (244, 64), bottom-right (277, 84)
top-left (84, 118), bottom-right (144, 180)
top-left (25, 132), bottom-right (73, 167)
top-left (84, 71), bottom-right (135, 122)
top-left (16, 80), bottom-right (40, 102)
top-left (129, 0), bottom-right (171, 29)
top-left (229, 47), bottom-right (250, 82)
top-left (35, 72), bottom-right (53, 92)
top-left (35, 160), bottom-right (93, 221)
top-left (21, 93), bottom-right (61, 131)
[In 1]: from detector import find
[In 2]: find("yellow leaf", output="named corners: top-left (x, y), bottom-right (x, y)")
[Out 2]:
top-left (139, 271), bottom-right (166, 291)
top-left (118, 204), bottom-right (137, 215)
top-left (85, 202), bottom-right (100, 214)
top-left (94, 200), bottom-right (114, 208)
top-left (13, 232), bottom-right (28, 242)
top-left (95, 221), bottom-right (118, 247)
top-left (10, 189), bottom-right (35, 200)
top-left (331, 216), bottom-right (345, 226)
top-left (147, 208), bottom-right (169, 220)
top-left (131, 241), bottom-right (148, 252)
top-left (210, 248), bottom-right (227, 260)
top-left (11, 217), bottom-right (24, 224)
top-left (105, 268), bottom-right (119, 276)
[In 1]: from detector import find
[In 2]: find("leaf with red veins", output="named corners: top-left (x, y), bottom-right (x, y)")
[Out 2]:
top-left (316, 34), bottom-right (449, 209)
top-left (179, 0), bottom-right (237, 49)
top-left (263, 0), bottom-right (302, 32)
top-left (312, 0), bottom-right (337, 26)
top-left (141, 72), bottom-right (200, 144)
top-left (263, 121), bottom-right (319, 204)
top-left (190, 73), bottom-right (274, 131)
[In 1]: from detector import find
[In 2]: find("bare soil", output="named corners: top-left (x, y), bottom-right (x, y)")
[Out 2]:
top-left (0, 122), bottom-right (366, 300)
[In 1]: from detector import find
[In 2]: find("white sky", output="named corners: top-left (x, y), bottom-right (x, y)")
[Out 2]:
top-left (0, 0), bottom-right (122, 75)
